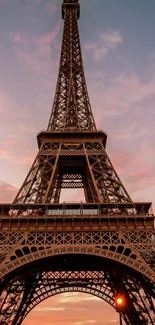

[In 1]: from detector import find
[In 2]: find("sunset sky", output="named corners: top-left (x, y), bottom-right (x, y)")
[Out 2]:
top-left (0, 0), bottom-right (155, 324)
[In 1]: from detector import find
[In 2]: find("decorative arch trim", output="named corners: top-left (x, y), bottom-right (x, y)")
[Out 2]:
top-left (0, 245), bottom-right (154, 282)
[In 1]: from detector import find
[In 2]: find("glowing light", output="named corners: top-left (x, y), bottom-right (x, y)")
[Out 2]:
top-left (116, 297), bottom-right (123, 305)
top-left (115, 294), bottom-right (126, 312)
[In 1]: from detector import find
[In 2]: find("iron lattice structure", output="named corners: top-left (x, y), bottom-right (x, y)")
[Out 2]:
top-left (0, 1), bottom-right (155, 324)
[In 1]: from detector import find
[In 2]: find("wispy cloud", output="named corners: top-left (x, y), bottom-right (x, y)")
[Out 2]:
top-left (59, 293), bottom-right (100, 303)
top-left (10, 21), bottom-right (60, 76)
top-left (23, 293), bottom-right (119, 325)
top-left (11, 30), bottom-right (28, 46)
top-left (74, 321), bottom-right (96, 325)
top-left (88, 71), bottom-right (155, 122)
top-left (36, 307), bottom-right (65, 312)
top-left (0, 180), bottom-right (18, 203)
top-left (34, 22), bottom-right (60, 47)
top-left (44, 1), bottom-right (59, 14)
top-left (84, 29), bottom-right (123, 61)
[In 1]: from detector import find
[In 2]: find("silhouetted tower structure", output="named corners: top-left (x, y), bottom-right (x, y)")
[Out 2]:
top-left (0, 1), bottom-right (154, 324)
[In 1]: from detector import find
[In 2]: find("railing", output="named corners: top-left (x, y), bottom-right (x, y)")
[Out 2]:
top-left (0, 202), bottom-right (153, 218)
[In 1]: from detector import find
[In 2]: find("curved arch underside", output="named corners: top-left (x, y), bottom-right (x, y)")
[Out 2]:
top-left (0, 254), bottom-right (155, 325)
top-left (1, 233), bottom-right (155, 282)
top-left (23, 281), bottom-right (115, 320)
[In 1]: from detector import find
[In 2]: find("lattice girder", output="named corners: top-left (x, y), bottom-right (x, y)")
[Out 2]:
top-left (14, 139), bottom-right (132, 204)
top-left (0, 270), bottom-right (119, 325)
top-left (8, 270), bottom-right (116, 325)
top-left (47, 2), bottom-right (96, 131)
top-left (0, 278), bottom-right (26, 325)
top-left (0, 229), bottom-right (155, 281)
top-left (0, 261), bottom-right (154, 325)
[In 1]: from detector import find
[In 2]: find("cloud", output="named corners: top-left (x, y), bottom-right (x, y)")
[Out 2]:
top-left (0, 180), bottom-right (18, 203)
top-left (23, 293), bottom-right (119, 325)
top-left (44, 1), bottom-right (59, 14)
top-left (36, 307), bottom-right (66, 312)
top-left (99, 30), bottom-right (123, 49)
top-left (0, 91), bottom-right (37, 187)
top-left (11, 31), bottom-right (28, 46)
top-left (74, 321), bottom-right (96, 325)
top-left (10, 21), bottom-right (60, 76)
top-left (59, 293), bottom-right (100, 304)
top-left (84, 29), bottom-right (123, 61)
top-left (107, 145), bottom-right (133, 172)
top-left (83, 66), bottom-right (155, 211)
top-left (88, 71), bottom-right (155, 124)
top-left (36, 306), bottom-right (87, 312)
top-left (34, 22), bottom-right (60, 47)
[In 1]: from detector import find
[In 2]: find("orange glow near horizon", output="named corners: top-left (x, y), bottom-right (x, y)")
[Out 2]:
top-left (22, 292), bottom-right (120, 325)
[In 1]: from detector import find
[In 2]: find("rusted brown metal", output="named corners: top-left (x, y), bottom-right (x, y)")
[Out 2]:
top-left (0, 1), bottom-right (154, 324)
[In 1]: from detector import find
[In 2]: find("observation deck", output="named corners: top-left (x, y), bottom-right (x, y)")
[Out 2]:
top-left (0, 202), bottom-right (154, 232)
top-left (62, 0), bottom-right (80, 19)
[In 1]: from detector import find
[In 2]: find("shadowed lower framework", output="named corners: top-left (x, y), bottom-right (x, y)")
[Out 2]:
top-left (0, 1), bottom-right (155, 324)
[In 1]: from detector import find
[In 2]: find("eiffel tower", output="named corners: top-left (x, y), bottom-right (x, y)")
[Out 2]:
top-left (0, 1), bottom-right (155, 324)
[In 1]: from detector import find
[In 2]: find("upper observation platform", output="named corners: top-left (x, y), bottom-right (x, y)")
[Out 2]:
top-left (62, 0), bottom-right (80, 19)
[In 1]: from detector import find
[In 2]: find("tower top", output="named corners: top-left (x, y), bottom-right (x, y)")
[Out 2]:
top-left (48, 0), bottom-right (96, 131)
top-left (62, 0), bottom-right (80, 19)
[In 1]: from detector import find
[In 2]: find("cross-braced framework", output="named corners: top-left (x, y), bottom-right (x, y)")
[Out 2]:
top-left (0, 260), bottom-right (155, 325)
top-left (13, 136), bottom-right (133, 204)
top-left (0, 0), bottom-right (155, 324)
top-left (47, 1), bottom-right (96, 132)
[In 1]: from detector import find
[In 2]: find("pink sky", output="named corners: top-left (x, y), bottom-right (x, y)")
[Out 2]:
top-left (0, 0), bottom-right (155, 324)
top-left (22, 292), bottom-right (119, 325)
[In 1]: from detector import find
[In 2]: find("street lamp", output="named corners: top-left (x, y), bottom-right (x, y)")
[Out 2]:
top-left (115, 293), bottom-right (126, 325)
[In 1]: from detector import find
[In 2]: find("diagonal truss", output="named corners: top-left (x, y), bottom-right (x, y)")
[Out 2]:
top-left (0, 269), bottom-right (154, 325)
top-left (0, 1), bottom-right (154, 325)
top-left (13, 139), bottom-right (132, 204)
top-left (47, 0), bottom-right (96, 131)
